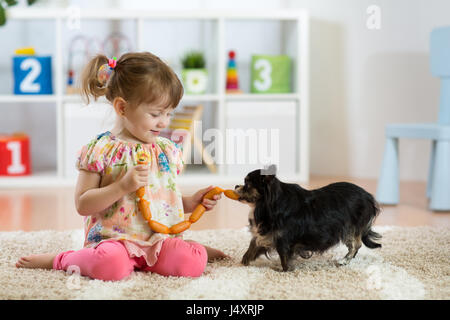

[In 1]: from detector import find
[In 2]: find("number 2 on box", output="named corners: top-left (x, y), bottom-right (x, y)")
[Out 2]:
top-left (20, 58), bottom-right (42, 93)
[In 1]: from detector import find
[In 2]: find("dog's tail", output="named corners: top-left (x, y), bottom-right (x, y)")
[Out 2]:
top-left (362, 195), bottom-right (382, 249)
top-left (362, 229), bottom-right (382, 249)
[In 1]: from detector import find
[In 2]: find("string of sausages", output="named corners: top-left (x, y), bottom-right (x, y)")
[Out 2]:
top-left (136, 155), bottom-right (240, 234)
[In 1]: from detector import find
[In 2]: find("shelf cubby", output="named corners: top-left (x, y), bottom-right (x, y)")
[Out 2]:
top-left (0, 8), bottom-right (309, 187)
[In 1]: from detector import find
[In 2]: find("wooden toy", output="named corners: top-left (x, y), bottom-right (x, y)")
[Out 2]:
top-left (135, 154), bottom-right (239, 234)
top-left (14, 47), bottom-right (36, 55)
top-left (226, 50), bottom-right (242, 94)
top-left (66, 35), bottom-right (90, 94)
top-left (102, 32), bottom-right (132, 58)
top-left (0, 133), bottom-right (31, 176)
top-left (161, 104), bottom-right (217, 174)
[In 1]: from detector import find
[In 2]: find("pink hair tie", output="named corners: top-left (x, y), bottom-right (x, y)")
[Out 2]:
top-left (108, 56), bottom-right (117, 69)
top-left (97, 56), bottom-right (117, 86)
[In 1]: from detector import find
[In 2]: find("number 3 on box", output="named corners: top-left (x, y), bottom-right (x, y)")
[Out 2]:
top-left (253, 58), bottom-right (272, 91)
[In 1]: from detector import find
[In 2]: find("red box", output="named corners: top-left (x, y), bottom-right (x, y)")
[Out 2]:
top-left (0, 133), bottom-right (31, 176)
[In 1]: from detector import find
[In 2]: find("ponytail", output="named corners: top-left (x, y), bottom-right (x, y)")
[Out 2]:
top-left (80, 54), bottom-right (109, 105)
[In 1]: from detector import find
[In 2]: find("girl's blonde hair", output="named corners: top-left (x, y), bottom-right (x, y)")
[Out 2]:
top-left (81, 52), bottom-right (183, 109)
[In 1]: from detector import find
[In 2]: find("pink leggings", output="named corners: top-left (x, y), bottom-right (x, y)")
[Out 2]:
top-left (53, 238), bottom-right (207, 281)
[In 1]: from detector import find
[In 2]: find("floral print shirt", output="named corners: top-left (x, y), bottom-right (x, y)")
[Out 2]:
top-left (76, 131), bottom-right (184, 267)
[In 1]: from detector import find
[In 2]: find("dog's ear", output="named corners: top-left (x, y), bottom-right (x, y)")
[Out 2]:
top-left (262, 166), bottom-right (280, 215)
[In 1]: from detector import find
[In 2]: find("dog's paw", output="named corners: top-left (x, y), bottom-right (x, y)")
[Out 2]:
top-left (270, 265), bottom-right (284, 272)
top-left (271, 264), bottom-right (295, 272)
top-left (299, 252), bottom-right (313, 259)
top-left (335, 258), bottom-right (351, 267)
top-left (241, 256), bottom-right (251, 266)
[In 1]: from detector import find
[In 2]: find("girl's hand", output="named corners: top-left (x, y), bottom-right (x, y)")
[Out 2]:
top-left (118, 165), bottom-right (149, 194)
top-left (187, 185), bottom-right (222, 212)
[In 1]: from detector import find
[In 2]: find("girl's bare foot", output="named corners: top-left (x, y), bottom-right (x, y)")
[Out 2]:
top-left (203, 245), bottom-right (231, 262)
top-left (15, 253), bottom-right (58, 270)
top-left (185, 240), bottom-right (230, 262)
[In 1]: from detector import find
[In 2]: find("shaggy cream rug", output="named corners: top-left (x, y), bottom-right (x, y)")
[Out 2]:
top-left (0, 226), bottom-right (448, 300)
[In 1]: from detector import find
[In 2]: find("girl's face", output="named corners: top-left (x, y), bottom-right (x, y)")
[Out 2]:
top-left (123, 99), bottom-right (174, 144)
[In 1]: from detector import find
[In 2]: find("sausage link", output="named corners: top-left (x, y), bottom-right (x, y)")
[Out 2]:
top-left (148, 220), bottom-right (170, 234)
top-left (203, 187), bottom-right (224, 200)
top-left (138, 199), bottom-right (152, 220)
top-left (224, 189), bottom-right (239, 200)
top-left (136, 187), bottom-right (146, 198)
top-left (169, 220), bottom-right (192, 234)
top-left (189, 204), bottom-right (206, 223)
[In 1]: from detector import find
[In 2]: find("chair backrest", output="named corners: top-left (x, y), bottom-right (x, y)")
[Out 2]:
top-left (430, 26), bottom-right (450, 124)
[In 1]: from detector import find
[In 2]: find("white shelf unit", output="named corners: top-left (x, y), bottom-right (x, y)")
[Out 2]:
top-left (0, 8), bottom-right (309, 188)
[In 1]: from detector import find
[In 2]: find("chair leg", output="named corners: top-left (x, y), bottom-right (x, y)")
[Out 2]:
top-left (430, 140), bottom-right (450, 211)
top-left (426, 140), bottom-right (436, 199)
top-left (376, 137), bottom-right (399, 205)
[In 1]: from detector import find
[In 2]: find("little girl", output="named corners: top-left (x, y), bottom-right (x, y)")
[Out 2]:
top-left (16, 52), bottom-right (228, 281)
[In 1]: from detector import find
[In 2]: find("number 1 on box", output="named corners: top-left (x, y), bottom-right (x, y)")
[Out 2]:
top-left (6, 141), bottom-right (26, 175)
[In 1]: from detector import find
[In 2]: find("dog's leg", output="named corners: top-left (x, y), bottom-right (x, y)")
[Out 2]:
top-left (295, 244), bottom-right (313, 259)
top-left (242, 237), bottom-right (267, 266)
top-left (336, 236), bottom-right (362, 266)
top-left (276, 243), bottom-right (294, 272)
top-left (279, 254), bottom-right (293, 272)
top-left (351, 236), bottom-right (362, 258)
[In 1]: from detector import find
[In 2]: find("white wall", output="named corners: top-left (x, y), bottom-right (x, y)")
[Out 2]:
top-left (287, 0), bottom-right (449, 181)
top-left (3, 0), bottom-right (448, 181)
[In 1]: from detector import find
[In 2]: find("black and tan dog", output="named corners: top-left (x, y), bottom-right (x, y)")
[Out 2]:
top-left (235, 165), bottom-right (382, 271)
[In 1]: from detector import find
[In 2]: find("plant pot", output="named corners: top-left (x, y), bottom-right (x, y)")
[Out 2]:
top-left (182, 69), bottom-right (208, 94)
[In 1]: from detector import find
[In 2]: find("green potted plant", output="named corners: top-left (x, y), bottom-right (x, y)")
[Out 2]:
top-left (0, 0), bottom-right (37, 26)
top-left (181, 50), bottom-right (208, 94)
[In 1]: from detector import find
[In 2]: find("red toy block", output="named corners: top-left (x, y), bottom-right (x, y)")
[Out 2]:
top-left (0, 133), bottom-right (31, 176)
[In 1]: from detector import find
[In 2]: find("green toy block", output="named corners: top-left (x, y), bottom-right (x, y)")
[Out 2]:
top-left (251, 55), bottom-right (291, 93)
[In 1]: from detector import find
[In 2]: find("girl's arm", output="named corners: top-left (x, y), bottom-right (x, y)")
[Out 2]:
top-left (74, 170), bottom-right (127, 216)
top-left (75, 164), bottom-right (149, 216)
top-left (182, 195), bottom-right (195, 213)
top-left (182, 186), bottom-right (222, 214)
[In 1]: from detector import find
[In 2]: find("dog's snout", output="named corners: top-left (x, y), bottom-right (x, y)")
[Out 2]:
top-left (235, 185), bottom-right (239, 190)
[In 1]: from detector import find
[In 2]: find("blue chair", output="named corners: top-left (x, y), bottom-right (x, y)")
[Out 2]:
top-left (376, 26), bottom-right (450, 211)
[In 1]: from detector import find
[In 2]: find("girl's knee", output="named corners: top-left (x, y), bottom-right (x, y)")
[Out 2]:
top-left (90, 241), bottom-right (133, 281)
top-left (174, 241), bottom-right (208, 278)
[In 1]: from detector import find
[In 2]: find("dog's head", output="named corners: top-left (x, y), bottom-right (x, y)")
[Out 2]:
top-left (234, 164), bottom-right (279, 205)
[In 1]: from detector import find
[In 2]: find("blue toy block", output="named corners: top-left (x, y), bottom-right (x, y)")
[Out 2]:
top-left (13, 56), bottom-right (53, 95)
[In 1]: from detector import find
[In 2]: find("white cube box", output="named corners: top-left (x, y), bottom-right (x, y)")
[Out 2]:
top-left (64, 102), bottom-right (116, 179)
top-left (225, 101), bottom-right (297, 178)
